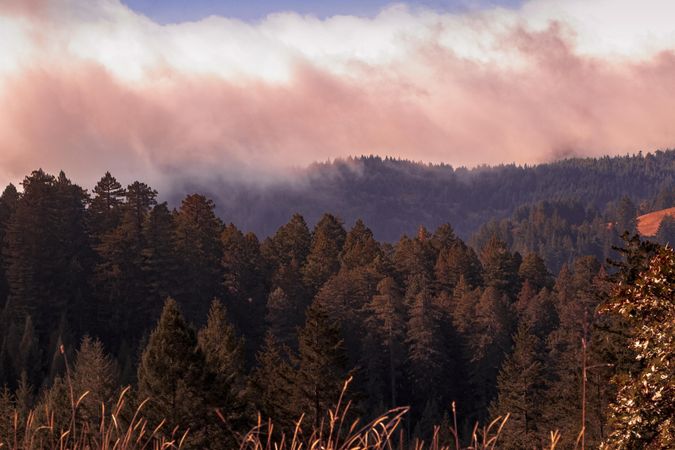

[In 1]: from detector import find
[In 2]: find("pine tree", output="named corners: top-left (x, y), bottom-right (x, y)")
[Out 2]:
top-left (174, 194), bottom-right (224, 323)
top-left (452, 286), bottom-right (515, 421)
top-left (221, 224), bottom-right (267, 355)
top-left (95, 182), bottom-right (157, 346)
top-left (0, 184), bottom-right (19, 310)
top-left (655, 214), bottom-right (675, 245)
top-left (72, 336), bottom-right (119, 425)
top-left (480, 236), bottom-right (521, 299)
top-left (88, 172), bottom-right (126, 242)
top-left (262, 214), bottom-right (311, 312)
top-left (405, 278), bottom-right (445, 406)
top-left (15, 316), bottom-right (41, 389)
top-left (292, 302), bottom-right (350, 429)
top-left (435, 240), bottom-right (483, 293)
top-left (142, 203), bottom-right (179, 317)
top-left (339, 219), bottom-right (381, 271)
top-left (265, 287), bottom-right (298, 349)
top-left (363, 277), bottom-right (405, 408)
top-left (394, 229), bottom-right (436, 284)
top-left (197, 300), bottom-right (248, 446)
top-left (249, 332), bottom-right (296, 430)
top-left (302, 213), bottom-right (346, 296)
top-left (137, 298), bottom-right (207, 445)
top-left (518, 252), bottom-right (553, 292)
top-left (5, 170), bottom-right (90, 343)
top-left (490, 323), bottom-right (547, 450)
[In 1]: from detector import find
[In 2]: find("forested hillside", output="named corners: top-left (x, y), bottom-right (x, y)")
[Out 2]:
top-left (199, 150), bottom-right (675, 240)
top-left (0, 157), bottom-right (672, 448)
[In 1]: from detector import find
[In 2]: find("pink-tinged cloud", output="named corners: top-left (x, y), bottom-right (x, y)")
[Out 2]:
top-left (1, 0), bottom-right (675, 189)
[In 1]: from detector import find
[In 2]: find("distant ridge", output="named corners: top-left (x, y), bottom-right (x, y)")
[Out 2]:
top-left (637, 207), bottom-right (675, 236)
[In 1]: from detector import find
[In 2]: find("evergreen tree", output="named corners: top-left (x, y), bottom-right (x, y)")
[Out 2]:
top-left (614, 196), bottom-right (637, 235)
top-left (142, 202), bottom-right (179, 314)
top-left (95, 181), bottom-right (157, 345)
top-left (339, 219), bottom-right (381, 271)
top-left (15, 316), bottom-right (41, 389)
top-left (137, 298), bottom-right (207, 446)
top-left (302, 213), bottom-right (346, 296)
top-left (72, 336), bottom-right (119, 425)
top-left (655, 214), bottom-right (675, 245)
top-left (490, 323), bottom-right (547, 450)
top-left (405, 278), bottom-right (445, 404)
top-left (262, 214), bottom-right (311, 313)
top-left (0, 184), bottom-right (19, 310)
top-left (292, 302), bottom-right (350, 429)
top-left (435, 240), bottom-right (483, 293)
top-left (480, 237), bottom-right (522, 299)
top-left (265, 287), bottom-right (298, 349)
top-left (518, 252), bottom-right (553, 292)
top-left (5, 170), bottom-right (90, 343)
top-left (174, 194), bottom-right (224, 323)
top-left (221, 224), bottom-right (267, 355)
top-left (197, 300), bottom-right (248, 446)
top-left (394, 228), bottom-right (436, 284)
top-left (249, 332), bottom-right (296, 430)
top-left (363, 277), bottom-right (405, 408)
top-left (88, 172), bottom-right (126, 241)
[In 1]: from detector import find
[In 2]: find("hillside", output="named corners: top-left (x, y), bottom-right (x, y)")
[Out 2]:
top-left (178, 150), bottom-right (675, 241)
top-left (637, 206), bottom-right (675, 236)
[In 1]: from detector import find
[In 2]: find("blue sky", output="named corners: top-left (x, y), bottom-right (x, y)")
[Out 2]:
top-left (122, 0), bottom-right (523, 23)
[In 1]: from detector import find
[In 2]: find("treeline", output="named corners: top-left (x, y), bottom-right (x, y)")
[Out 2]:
top-left (0, 168), bottom-right (671, 448)
top-left (203, 150), bottom-right (675, 240)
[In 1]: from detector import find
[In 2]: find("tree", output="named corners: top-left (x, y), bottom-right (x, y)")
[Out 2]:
top-left (363, 277), bottom-right (405, 408)
top-left (15, 316), bottom-right (42, 389)
top-left (262, 214), bottom-right (311, 313)
top-left (394, 228), bottom-right (436, 284)
top-left (405, 277), bottom-right (445, 404)
top-left (221, 224), bottom-right (267, 354)
top-left (0, 184), bottom-right (19, 310)
top-left (480, 237), bottom-right (521, 299)
top-left (249, 332), bottom-right (296, 430)
top-left (302, 213), bottom-right (346, 296)
top-left (340, 219), bottom-right (381, 271)
top-left (490, 323), bottom-right (547, 450)
top-left (600, 246), bottom-right (675, 449)
top-left (292, 302), bottom-right (350, 429)
top-left (4, 170), bottom-right (90, 342)
top-left (88, 172), bottom-right (126, 241)
top-left (142, 203), bottom-right (179, 311)
top-left (137, 298), bottom-right (207, 446)
top-left (72, 336), bottom-right (119, 425)
top-left (435, 240), bottom-right (483, 293)
top-left (265, 287), bottom-right (298, 349)
top-left (174, 194), bottom-right (223, 323)
top-left (655, 214), bottom-right (675, 245)
top-left (518, 252), bottom-right (553, 292)
top-left (197, 300), bottom-right (248, 446)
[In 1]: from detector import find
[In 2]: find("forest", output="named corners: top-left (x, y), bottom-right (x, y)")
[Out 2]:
top-left (0, 151), bottom-right (673, 449)
top-left (203, 150), bottom-right (675, 241)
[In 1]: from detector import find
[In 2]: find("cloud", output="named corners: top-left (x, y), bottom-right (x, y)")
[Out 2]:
top-left (1, 0), bottom-right (675, 190)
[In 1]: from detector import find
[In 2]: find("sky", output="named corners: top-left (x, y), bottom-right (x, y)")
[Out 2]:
top-left (121, 0), bottom-right (524, 23)
top-left (1, 0), bottom-right (675, 190)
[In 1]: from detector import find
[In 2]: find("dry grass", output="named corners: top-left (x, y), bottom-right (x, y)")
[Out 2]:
top-left (0, 387), bottom-right (187, 450)
top-left (237, 378), bottom-right (561, 450)
top-left (636, 206), bottom-right (675, 236)
top-left (1, 376), bottom-right (565, 450)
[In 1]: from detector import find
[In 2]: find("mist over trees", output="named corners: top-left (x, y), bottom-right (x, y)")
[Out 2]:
top-left (0, 151), bottom-right (672, 448)
top-left (197, 150), bottom-right (675, 242)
